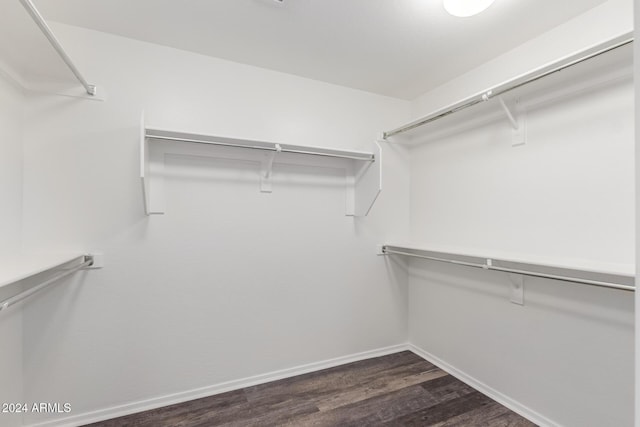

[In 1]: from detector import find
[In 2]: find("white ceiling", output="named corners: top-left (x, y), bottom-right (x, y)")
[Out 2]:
top-left (32, 0), bottom-right (608, 99)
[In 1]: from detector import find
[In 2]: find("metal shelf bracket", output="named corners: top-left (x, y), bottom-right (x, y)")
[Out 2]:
top-left (484, 91), bottom-right (526, 146)
top-left (261, 143), bottom-right (281, 193)
top-left (497, 96), bottom-right (526, 146)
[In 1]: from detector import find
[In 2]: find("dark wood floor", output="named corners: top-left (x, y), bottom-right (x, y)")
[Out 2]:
top-left (85, 351), bottom-right (536, 426)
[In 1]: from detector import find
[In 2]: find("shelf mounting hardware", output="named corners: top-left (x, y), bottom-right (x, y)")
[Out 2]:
top-left (508, 274), bottom-right (525, 305)
top-left (483, 91), bottom-right (526, 146)
top-left (261, 143), bottom-right (281, 193)
top-left (497, 96), bottom-right (526, 146)
top-left (497, 96), bottom-right (518, 129)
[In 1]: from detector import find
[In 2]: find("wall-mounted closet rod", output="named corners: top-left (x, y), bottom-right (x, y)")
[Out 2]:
top-left (382, 247), bottom-right (634, 292)
top-left (18, 0), bottom-right (97, 96)
top-left (146, 134), bottom-right (375, 162)
top-left (384, 35), bottom-right (633, 139)
top-left (0, 255), bottom-right (94, 312)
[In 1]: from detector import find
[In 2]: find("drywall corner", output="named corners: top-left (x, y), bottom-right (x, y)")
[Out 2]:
top-left (0, 71), bottom-right (25, 427)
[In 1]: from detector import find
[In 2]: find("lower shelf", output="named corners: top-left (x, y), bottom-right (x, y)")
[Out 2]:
top-left (381, 243), bottom-right (634, 291)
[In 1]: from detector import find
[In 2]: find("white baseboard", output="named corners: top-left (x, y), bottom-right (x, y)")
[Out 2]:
top-left (27, 343), bottom-right (560, 427)
top-left (26, 343), bottom-right (410, 427)
top-left (407, 343), bottom-right (560, 427)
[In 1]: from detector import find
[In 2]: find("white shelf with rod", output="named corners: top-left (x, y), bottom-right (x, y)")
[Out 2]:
top-left (380, 244), bottom-right (634, 293)
top-left (0, 253), bottom-right (102, 313)
top-left (140, 113), bottom-right (382, 216)
top-left (382, 32), bottom-right (633, 144)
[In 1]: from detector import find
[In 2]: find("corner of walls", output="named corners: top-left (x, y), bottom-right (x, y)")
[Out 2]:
top-left (0, 72), bottom-right (25, 254)
top-left (0, 72), bottom-right (26, 427)
top-left (634, 1), bottom-right (639, 426)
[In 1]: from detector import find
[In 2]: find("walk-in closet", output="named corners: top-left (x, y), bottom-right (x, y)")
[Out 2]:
top-left (0, 0), bottom-right (636, 426)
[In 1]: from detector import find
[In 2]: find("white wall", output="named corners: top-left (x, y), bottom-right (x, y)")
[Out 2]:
top-left (0, 76), bottom-right (23, 254)
top-left (0, 74), bottom-right (25, 427)
top-left (409, 261), bottom-right (633, 426)
top-left (406, 1), bottom-right (634, 426)
top-left (409, 65), bottom-right (634, 266)
top-left (6, 2), bottom-right (633, 426)
top-left (635, 1), bottom-right (640, 425)
top-left (18, 24), bottom-right (411, 425)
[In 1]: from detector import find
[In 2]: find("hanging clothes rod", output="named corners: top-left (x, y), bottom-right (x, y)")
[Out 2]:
top-left (0, 255), bottom-right (94, 312)
top-left (382, 245), bottom-right (634, 292)
top-left (18, 0), bottom-right (96, 96)
top-left (146, 131), bottom-right (375, 162)
top-left (383, 34), bottom-right (633, 139)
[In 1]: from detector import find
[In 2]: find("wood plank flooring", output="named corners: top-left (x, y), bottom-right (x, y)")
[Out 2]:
top-left (85, 351), bottom-right (536, 426)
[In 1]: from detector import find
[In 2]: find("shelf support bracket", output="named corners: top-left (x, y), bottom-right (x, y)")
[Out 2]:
top-left (498, 96), bottom-right (526, 147)
top-left (497, 97), bottom-right (519, 130)
top-left (508, 273), bottom-right (525, 305)
top-left (261, 144), bottom-right (281, 193)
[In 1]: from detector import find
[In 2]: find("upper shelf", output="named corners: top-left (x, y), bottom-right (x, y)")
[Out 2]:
top-left (0, 0), bottom-right (100, 99)
top-left (384, 32), bottom-right (633, 143)
top-left (141, 115), bottom-right (382, 217)
top-left (145, 128), bottom-right (376, 162)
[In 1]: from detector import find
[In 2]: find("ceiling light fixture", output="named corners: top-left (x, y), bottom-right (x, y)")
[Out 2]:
top-left (443, 0), bottom-right (495, 17)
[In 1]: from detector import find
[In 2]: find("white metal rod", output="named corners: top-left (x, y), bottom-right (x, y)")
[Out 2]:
top-left (18, 0), bottom-right (96, 96)
top-left (384, 37), bottom-right (633, 139)
top-left (284, 147), bottom-right (374, 161)
top-left (487, 265), bottom-right (635, 292)
top-left (0, 256), bottom-right (93, 312)
top-left (383, 248), bottom-right (634, 292)
top-left (146, 135), bottom-right (375, 162)
top-left (383, 248), bottom-right (487, 270)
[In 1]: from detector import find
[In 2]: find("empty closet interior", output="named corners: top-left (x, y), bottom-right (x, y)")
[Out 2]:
top-left (0, 0), bottom-right (635, 426)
